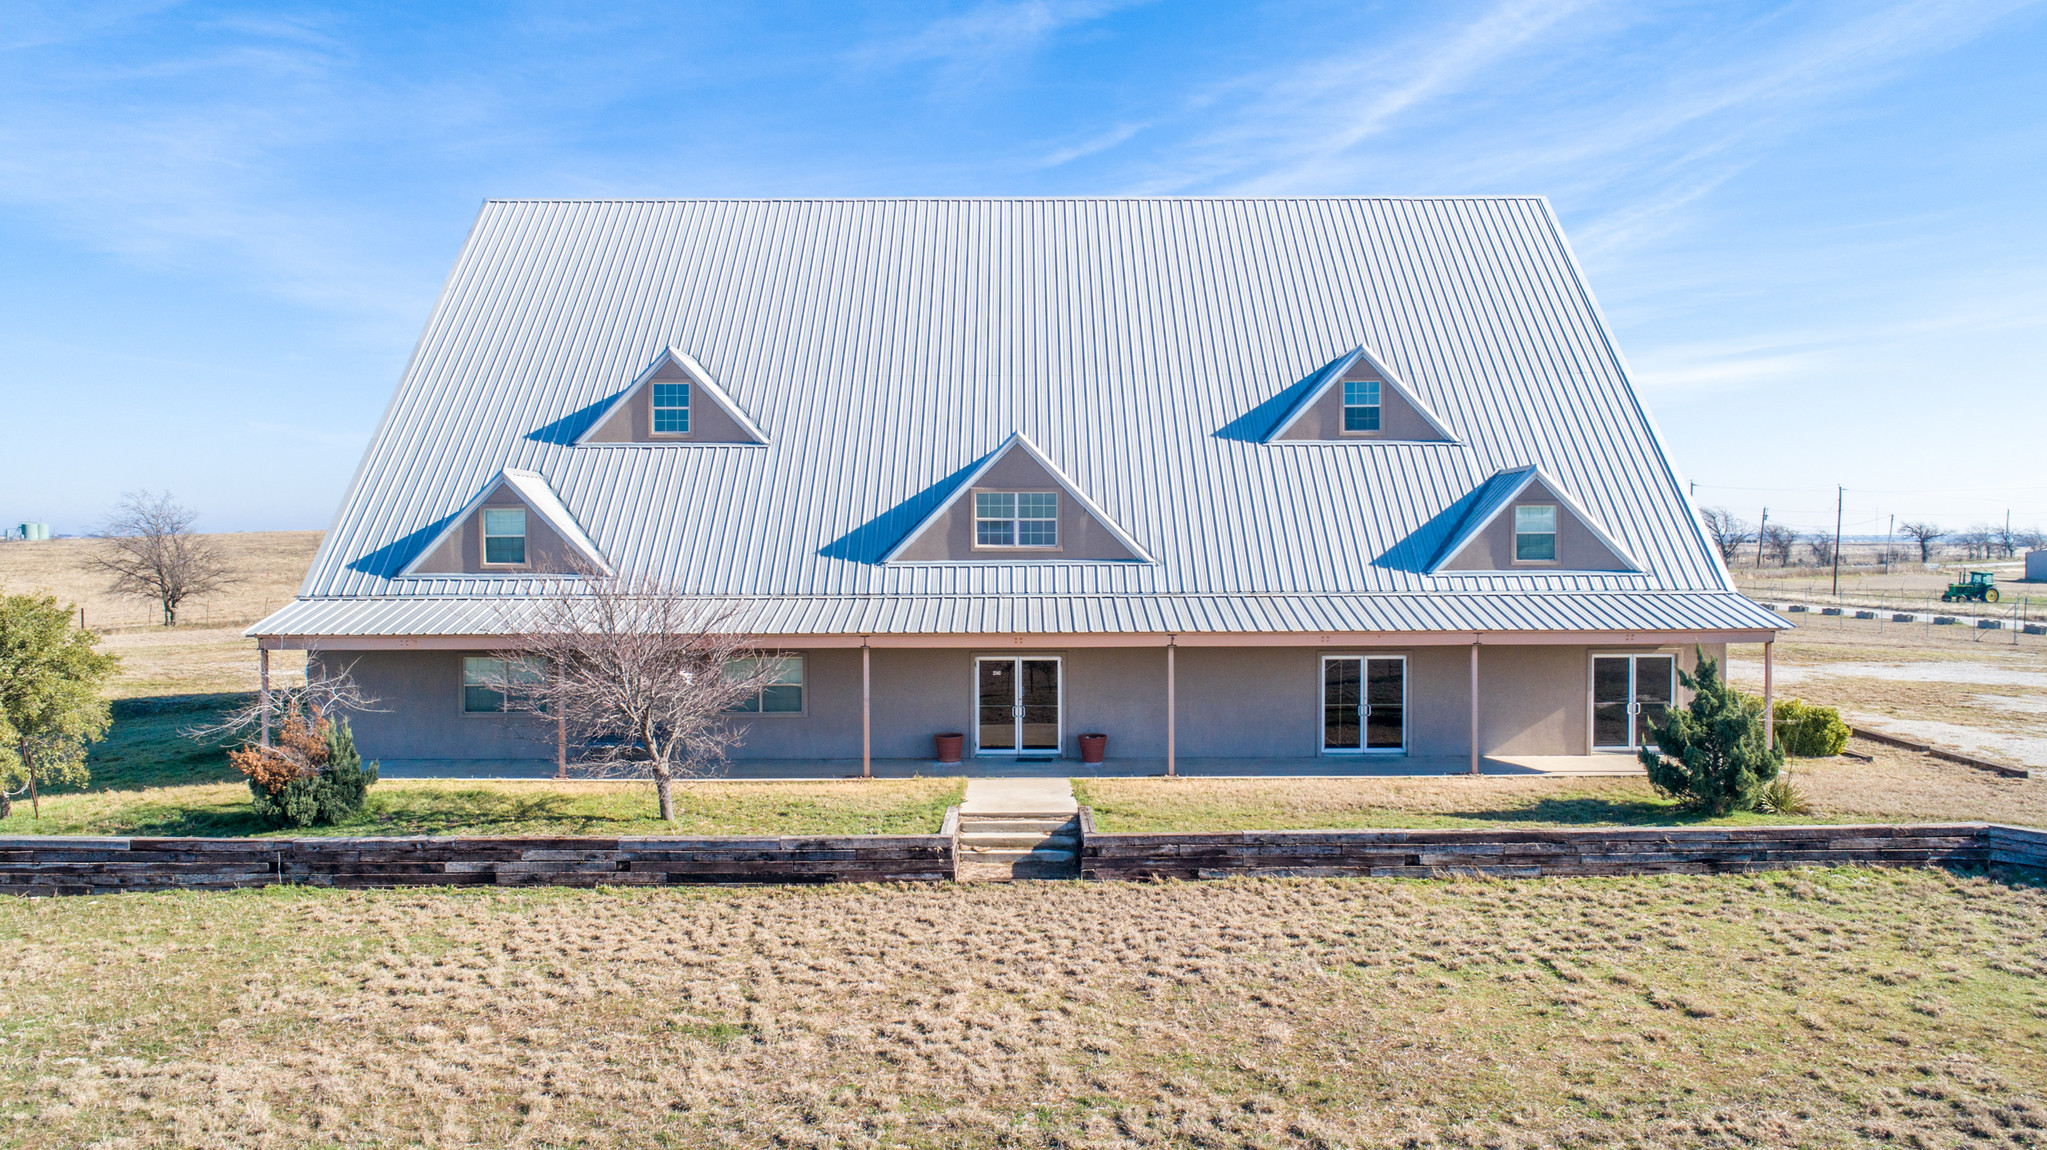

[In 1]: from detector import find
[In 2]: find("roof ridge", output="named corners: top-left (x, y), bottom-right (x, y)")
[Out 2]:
top-left (479, 195), bottom-right (1552, 205)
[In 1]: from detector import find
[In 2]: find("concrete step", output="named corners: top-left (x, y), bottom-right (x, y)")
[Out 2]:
top-left (959, 846), bottom-right (1078, 865)
top-left (957, 817), bottom-right (1077, 833)
top-left (957, 854), bottom-right (1080, 881)
top-left (960, 831), bottom-right (1078, 850)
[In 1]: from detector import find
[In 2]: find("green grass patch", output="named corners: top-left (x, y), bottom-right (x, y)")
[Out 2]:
top-left (76, 693), bottom-right (246, 792)
top-left (0, 777), bottom-right (964, 838)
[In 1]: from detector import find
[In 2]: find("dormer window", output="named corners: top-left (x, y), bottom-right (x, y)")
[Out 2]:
top-left (1514, 505), bottom-right (1558, 562)
top-left (1343, 379), bottom-right (1381, 433)
top-left (976, 492), bottom-right (1058, 548)
top-left (652, 382), bottom-right (691, 435)
top-left (482, 508), bottom-right (528, 565)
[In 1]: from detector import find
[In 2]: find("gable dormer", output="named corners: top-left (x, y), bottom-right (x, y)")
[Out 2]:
top-left (1428, 466), bottom-right (1638, 574)
top-left (402, 469), bottom-right (611, 577)
top-left (884, 432), bottom-right (1151, 564)
top-left (1265, 345), bottom-right (1456, 444)
top-left (575, 348), bottom-right (769, 446)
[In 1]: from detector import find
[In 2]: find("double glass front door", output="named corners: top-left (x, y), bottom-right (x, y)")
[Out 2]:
top-left (1323, 655), bottom-right (1405, 752)
top-left (1592, 654), bottom-right (1676, 751)
top-left (977, 657), bottom-right (1061, 754)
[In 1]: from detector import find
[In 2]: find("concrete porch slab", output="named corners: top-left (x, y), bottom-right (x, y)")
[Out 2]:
top-left (960, 778), bottom-right (1078, 815)
top-left (374, 753), bottom-right (1645, 781)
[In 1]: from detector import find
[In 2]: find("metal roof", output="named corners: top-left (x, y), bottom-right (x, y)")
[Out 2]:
top-left (1426, 465), bottom-right (1642, 575)
top-left (255, 197), bottom-right (1774, 640)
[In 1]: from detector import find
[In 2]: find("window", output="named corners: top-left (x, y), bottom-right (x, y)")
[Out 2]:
top-left (724, 655), bottom-right (804, 714)
top-left (482, 507), bottom-right (527, 565)
top-left (1342, 379), bottom-right (1381, 433)
top-left (1514, 504), bottom-right (1559, 562)
top-left (462, 656), bottom-right (545, 713)
top-left (652, 381), bottom-right (691, 434)
top-left (974, 492), bottom-right (1058, 548)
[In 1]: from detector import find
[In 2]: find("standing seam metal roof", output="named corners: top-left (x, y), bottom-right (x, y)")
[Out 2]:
top-left (256, 197), bottom-right (1773, 639)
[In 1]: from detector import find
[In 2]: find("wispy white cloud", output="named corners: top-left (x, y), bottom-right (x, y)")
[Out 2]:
top-left (1039, 120), bottom-right (1146, 167)
top-left (855, 0), bottom-right (1148, 78)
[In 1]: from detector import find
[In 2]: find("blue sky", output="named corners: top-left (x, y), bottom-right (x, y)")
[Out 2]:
top-left (3, 0), bottom-right (2043, 542)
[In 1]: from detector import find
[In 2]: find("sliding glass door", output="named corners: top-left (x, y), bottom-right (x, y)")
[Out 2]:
top-left (976, 657), bottom-right (1061, 755)
top-left (1323, 655), bottom-right (1405, 753)
top-left (1591, 654), bottom-right (1676, 751)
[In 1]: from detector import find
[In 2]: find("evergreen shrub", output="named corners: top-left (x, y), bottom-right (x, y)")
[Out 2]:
top-left (1639, 651), bottom-right (1784, 816)
top-left (1773, 698), bottom-right (1851, 758)
top-left (231, 712), bottom-right (378, 828)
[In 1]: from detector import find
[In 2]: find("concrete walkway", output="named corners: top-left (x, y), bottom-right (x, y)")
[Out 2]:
top-left (375, 753), bottom-right (1645, 781)
top-left (960, 777), bottom-right (1078, 816)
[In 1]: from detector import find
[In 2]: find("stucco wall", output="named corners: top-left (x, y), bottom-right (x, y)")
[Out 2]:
top-left (413, 485), bottom-right (576, 575)
top-left (1440, 476), bottom-right (1633, 572)
top-left (327, 641), bottom-right (1721, 765)
top-left (892, 448), bottom-right (1141, 562)
top-left (1271, 358), bottom-right (1447, 442)
top-left (583, 361), bottom-right (760, 444)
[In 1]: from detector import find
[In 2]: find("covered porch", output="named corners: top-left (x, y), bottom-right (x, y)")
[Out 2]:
top-left (369, 752), bottom-right (1650, 781)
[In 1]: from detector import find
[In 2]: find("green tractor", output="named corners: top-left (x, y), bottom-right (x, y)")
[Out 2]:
top-left (1942, 570), bottom-right (2001, 603)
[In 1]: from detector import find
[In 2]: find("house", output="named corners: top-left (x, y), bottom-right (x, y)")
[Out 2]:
top-left (249, 197), bottom-right (1784, 774)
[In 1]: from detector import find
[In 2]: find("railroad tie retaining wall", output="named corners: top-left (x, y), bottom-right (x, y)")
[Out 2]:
top-left (1074, 813), bottom-right (2046, 881)
top-left (0, 833), bottom-right (956, 896)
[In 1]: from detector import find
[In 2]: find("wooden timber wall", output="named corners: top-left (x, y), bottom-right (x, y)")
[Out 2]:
top-left (0, 829), bottom-right (956, 896)
top-left (1076, 812), bottom-right (2047, 882)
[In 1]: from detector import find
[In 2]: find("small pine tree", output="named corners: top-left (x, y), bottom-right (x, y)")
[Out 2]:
top-left (233, 711), bottom-right (378, 828)
top-left (1639, 651), bottom-right (1784, 816)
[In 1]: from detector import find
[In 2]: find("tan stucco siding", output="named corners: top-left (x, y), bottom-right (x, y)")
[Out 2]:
top-left (412, 485), bottom-right (577, 575)
top-left (583, 361), bottom-right (761, 444)
top-left (893, 448), bottom-right (1141, 562)
top-left (1272, 360), bottom-right (1448, 442)
top-left (1440, 476), bottom-right (1633, 572)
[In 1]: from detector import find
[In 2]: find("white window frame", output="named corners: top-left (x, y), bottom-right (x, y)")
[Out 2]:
top-left (1319, 653), bottom-right (1407, 755)
top-left (650, 380), bottom-right (692, 436)
top-left (480, 506), bottom-right (528, 567)
top-left (722, 654), bottom-right (805, 717)
top-left (461, 655), bottom-right (547, 715)
top-left (973, 491), bottom-right (1060, 550)
top-left (1341, 378), bottom-right (1383, 434)
top-left (1587, 649), bottom-right (1682, 753)
top-left (1512, 503), bottom-right (1559, 565)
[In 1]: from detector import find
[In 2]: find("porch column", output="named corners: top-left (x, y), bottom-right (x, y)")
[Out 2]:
top-left (1166, 639), bottom-right (1177, 778)
top-left (1468, 640), bottom-right (1480, 775)
top-left (861, 639), bottom-right (872, 780)
top-left (1763, 640), bottom-right (1775, 752)
top-left (258, 646), bottom-right (272, 748)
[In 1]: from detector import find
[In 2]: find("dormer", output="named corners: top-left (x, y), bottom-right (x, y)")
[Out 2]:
top-left (575, 348), bottom-right (769, 447)
top-left (1427, 466), bottom-right (1639, 574)
top-left (1265, 345), bottom-right (1456, 444)
top-left (402, 469), bottom-right (611, 577)
top-left (884, 432), bottom-right (1151, 564)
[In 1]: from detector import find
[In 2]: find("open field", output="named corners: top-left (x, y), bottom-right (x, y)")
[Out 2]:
top-left (0, 778), bottom-right (963, 838)
top-left (1728, 609), bottom-right (2047, 770)
top-left (0, 869), bottom-right (2040, 1148)
top-left (1734, 557), bottom-right (2043, 610)
top-left (1079, 742), bottom-right (2047, 832)
top-left (0, 531), bottom-right (323, 632)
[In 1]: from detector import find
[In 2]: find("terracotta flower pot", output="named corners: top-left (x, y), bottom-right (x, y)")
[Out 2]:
top-left (934, 732), bottom-right (965, 764)
top-left (1078, 732), bottom-right (1108, 765)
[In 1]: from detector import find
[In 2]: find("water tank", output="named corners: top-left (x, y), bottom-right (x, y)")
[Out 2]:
top-left (15, 523), bottom-right (50, 541)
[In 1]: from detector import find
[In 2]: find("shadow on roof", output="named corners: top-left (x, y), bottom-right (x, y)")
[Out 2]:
top-left (526, 395), bottom-right (617, 446)
top-left (817, 454), bottom-right (993, 565)
top-left (1371, 484), bottom-right (1490, 574)
top-left (1212, 365), bottom-right (1326, 443)
top-left (348, 513), bottom-right (459, 579)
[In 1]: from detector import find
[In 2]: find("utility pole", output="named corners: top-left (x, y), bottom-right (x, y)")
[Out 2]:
top-left (1886, 514), bottom-right (1895, 575)
top-left (2007, 509), bottom-right (2013, 559)
top-left (1756, 507), bottom-right (1768, 569)
top-left (1842, 482), bottom-right (1858, 593)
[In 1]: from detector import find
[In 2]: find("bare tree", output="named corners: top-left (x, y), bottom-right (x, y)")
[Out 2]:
top-left (185, 656), bottom-right (382, 746)
top-left (1804, 533), bottom-right (1835, 567)
top-left (490, 569), bottom-right (780, 821)
top-left (1953, 524), bottom-right (1995, 561)
top-left (92, 491), bottom-right (236, 626)
top-left (1898, 522), bottom-right (1944, 565)
top-left (1698, 507), bottom-right (1752, 564)
top-left (1760, 523), bottom-right (1797, 567)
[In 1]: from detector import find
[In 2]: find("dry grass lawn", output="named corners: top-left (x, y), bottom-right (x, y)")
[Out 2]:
top-left (1080, 744), bottom-right (2047, 833)
top-left (0, 870), bottom-right (2041, 1148)
top-left (0, 778), bottom-right (964, 838)
top-left (0, 531), bottom-right (322, 633)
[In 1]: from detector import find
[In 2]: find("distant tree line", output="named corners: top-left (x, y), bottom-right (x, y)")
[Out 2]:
top-left (1696, 507), bottom-right (2044, 568)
